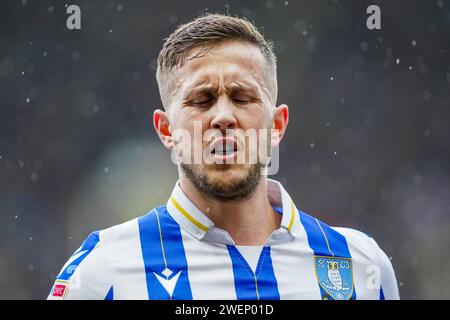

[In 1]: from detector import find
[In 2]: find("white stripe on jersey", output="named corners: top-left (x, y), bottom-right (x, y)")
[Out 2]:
top-left (100, 219), bottom-right (148, 299)
top-left (180, 229), bottom-right (237, 300)
top-left (270, 219), bottom-right (322, 299)
top-left (235, 246), bottom-right (263, 273)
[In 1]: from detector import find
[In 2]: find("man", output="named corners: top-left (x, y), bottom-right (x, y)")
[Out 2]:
top-left (48, 13), bottom-right (399, 300)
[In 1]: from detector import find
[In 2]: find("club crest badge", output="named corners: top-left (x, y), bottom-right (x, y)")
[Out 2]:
top-left (315, 256), bottom-right (354, 300)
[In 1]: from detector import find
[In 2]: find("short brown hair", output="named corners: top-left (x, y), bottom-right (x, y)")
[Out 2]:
top-left (156, 13), bottom-right (278, 109)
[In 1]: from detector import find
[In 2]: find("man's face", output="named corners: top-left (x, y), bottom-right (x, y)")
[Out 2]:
top-left (155, 40), bottom-right (288, 201)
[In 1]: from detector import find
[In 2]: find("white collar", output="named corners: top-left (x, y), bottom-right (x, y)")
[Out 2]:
top-left (166, 179), bottom-right (302, 245)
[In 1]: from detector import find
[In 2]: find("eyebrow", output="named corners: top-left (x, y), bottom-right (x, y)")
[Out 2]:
top-left (186, 81), bottom-right (259, 98)
top-left (190, 83), bottom-right (216, 95)
top-left (226, 82), bottom-right (258, 95)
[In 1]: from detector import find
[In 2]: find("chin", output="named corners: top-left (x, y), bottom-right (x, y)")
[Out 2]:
top-left (181, 162), bottom-right (263, 201)
top-left (205, 164), bottom-right (249, 184)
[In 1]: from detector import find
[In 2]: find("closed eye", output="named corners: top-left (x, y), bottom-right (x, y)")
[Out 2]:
top-left (233, 98), bottom-right (250, 104)
top-left (192, 93), bottom-right (215, 106)
top-left (232, 94), bottom-right (253, 104)
top-left (193, 98), bottom-right (213, 106)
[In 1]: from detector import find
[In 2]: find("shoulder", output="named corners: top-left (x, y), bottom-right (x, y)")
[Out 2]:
top-left (299, 211), bottom-right (400, 299)
top-left (48, 228), bottom-right (109, 299)
top-left (98, 216), bottom-right (141, 246)
top-left (71, 206), bottom-right (166, 258)
top-left (331, 226), bottom-right (394, 272)
top-left (298, 210), bottom-right (391, 265)
top-left (332, 227), bottom-right (381, 261)
top-left (98, 206), bottom-right (167, 246)
top-left (48, 208), bottom-right (162, 300)
top-left (333, 226), bottom-right (400, 299)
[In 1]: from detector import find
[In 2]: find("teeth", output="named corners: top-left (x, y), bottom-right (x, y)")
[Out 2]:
top-left (214, 142), bottom-right (235, 155)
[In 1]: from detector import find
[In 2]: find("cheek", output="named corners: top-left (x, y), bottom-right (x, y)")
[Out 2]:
top-left (173, 109), bottom-right (210, 131)
top-left (238, 106), bottom-right (272, 130)
top-left (172, 111), bottom-right (211, 151)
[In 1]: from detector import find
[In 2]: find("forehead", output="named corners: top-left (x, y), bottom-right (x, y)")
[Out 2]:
top-left (171, 40), bottom-right (268, 95)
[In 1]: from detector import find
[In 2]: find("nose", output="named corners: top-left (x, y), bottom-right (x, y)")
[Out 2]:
top-left (210, 97), bottom-right (237, 131)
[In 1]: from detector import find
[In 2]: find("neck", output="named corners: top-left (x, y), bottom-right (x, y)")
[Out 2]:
top-left (178, 173), bottom-right (281, 246)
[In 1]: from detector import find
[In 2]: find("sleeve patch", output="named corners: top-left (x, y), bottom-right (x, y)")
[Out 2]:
top-left (51, 280), bottom-right (70, 299)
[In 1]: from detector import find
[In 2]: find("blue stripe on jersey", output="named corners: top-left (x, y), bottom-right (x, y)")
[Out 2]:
top-left (298, 211), bottom-right (351, 257)
top-left (255, 246), bottom-right (280, 300)
top-left (227, 246), bottom-right (280, 300)
top-left (138, 206), bottom-right (192, 300)
top-left (298, 211), bottom-right (356, 300)
top-left (104, 286), bottom-right (114, 300)
top-left (57, 231), bottom-right (100, 281)
top-left (298, 212), bottom-right (333, 257)
top-left (273, 206), bottom-right (283, 215)
top-left (380, 287), bottom-right (385, 300)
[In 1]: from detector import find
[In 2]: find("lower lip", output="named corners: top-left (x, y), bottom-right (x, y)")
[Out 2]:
top-left (211, 151), bottom-right (238, 163)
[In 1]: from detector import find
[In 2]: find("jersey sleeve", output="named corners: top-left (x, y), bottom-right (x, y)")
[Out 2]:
top-left (334, 226), bottom-right (400, 300)
top-left (47, 231), bottom-right (113, 300)
top-left (370, 237), bottom-right (400, 300)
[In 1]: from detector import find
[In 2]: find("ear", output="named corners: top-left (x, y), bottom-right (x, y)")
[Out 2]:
top-left (271, 104), bottom-right (289, 148)
top-left (153, 109), bottom-right (175, 150)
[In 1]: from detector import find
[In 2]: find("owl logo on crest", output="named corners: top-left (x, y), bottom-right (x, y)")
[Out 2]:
top-left (327, 261), bottom-right (342, 290)
top-left (315, 256), bottom-right (354, 300)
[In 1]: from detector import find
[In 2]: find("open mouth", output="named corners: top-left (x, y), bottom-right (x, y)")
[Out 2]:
top-left (210, 137), bottom-right (240, 161)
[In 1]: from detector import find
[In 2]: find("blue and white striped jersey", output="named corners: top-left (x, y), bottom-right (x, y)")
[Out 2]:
top-left (48, 179), bottom-right (399, 300)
